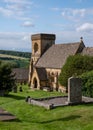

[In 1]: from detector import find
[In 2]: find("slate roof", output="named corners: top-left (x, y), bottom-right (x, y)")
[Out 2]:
top-left (82, 47), bottom-right (93, 56)
top-left (12, 68), bottom-right (29, 80)
top-left (36, 42), bottom-right (84, 69)
top-left (36, 68), bottom-right (47, 81)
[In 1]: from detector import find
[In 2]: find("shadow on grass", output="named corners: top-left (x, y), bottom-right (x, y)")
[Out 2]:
top-left (38, 115), bottom-right (81, 124)
top-left (6, 94), bottom-right (25, 100)
top-left (82, 103), bottom-right (93, 107)
top-left (4, 118), bottom-right (21, 122)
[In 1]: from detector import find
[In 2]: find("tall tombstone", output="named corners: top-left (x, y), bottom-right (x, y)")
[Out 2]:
top-left (68, 77), bottom-right (82, 104)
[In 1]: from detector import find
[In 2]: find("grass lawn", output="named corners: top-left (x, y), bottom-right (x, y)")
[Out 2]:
top-left (0, 85), bottom-right (93, 130)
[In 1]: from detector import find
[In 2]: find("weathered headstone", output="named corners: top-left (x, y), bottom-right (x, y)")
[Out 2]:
top-left (67, 77), bottom-right (82, 104)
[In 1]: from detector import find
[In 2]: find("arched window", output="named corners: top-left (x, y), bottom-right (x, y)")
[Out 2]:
top-left (34, 43), bottom-right (38, 53)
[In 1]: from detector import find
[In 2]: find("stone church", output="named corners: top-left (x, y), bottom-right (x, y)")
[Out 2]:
top-left (28, 33), bottom-right (93, 92)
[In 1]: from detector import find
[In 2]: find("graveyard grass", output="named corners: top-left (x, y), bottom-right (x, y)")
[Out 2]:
top-left (0, 85), bottom-right (93, 130)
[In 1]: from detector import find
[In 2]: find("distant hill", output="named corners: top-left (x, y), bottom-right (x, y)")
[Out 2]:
top-left (0, 50), bottom-right (31, 59)
top-left (0, 50), bottom-right (31, 68)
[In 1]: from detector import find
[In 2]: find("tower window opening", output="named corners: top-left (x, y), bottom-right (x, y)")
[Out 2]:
top-left (34, 43), bottom-right (38, 53)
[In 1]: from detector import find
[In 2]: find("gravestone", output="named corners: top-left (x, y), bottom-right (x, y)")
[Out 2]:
top-left (0, 90), bottom-right (5, 96)
top-left (68, 77), bottom-right (82, 104)
top-left (12, 85), bottom-right (17, 93)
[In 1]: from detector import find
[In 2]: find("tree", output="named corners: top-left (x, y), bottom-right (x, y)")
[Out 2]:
top-left (0, 61), bottom-right (16, 95)
top-left (58, 55), bottom-right (93, 87)
top-left (80, 71), bottom-right (93, 97)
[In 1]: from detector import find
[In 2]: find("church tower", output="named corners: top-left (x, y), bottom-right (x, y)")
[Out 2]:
top-left (31, 33), bottom-right (56, 65)
top-left (28, 33), bottom-right (56, 86)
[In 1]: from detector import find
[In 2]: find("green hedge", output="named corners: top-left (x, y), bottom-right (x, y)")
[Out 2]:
top-left (80, 71), bottom-right (93, 97)
top-left (58, 55), bottom-right (93, 87)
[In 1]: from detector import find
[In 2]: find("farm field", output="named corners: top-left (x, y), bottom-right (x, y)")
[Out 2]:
top-left (0, 54), bottom-right (30, 68)
top-left (0, 54), bottom-right (28, 60)
top-left (0, 85), bottom-right (93, 130)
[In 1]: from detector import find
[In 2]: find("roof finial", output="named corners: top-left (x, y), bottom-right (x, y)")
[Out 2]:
top-left (80, 37), bottom-right (83, 43)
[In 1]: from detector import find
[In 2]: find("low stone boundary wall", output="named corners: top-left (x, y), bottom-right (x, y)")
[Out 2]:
top-left (82, 96), bottom-right (93, 103)
top-left (28, 99), bottom-right (54, 109)
top-left (26, 96), bottom-right (93, 110)
top-left (27, 96), bottom-right (67, 110)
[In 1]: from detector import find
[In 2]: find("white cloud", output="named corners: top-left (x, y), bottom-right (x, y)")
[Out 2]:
top-left (22, 21), bottom-right (35, 27)
top-left (73, 9), bottom-right (85, 17)
top-left (6, 0), bottom-right (33, 11)
top-left (4, 0), bottom-right (33, 5)
top-left (0, 7), bottom-right (13, 17)
top-left (55, 30), bottom-right (93, 47)
top-left (0, 0), bottom-right (34, 20)
top-left (22, 35), bottom-right (30, 42)
top-left (0, 32), bottom-right (32, 52)
top-left (61, 8), bottom-right (86, 21)
top-left (56, 31), bottom-right (81, 43)
top-left (61, 8), bottom-right (93, 23)
top-left (0, 6), bottom-right (23, 18)
top-left (76, 23), bottom-right (93, 32)
top-left (7, 4), bottom-right (26, 11)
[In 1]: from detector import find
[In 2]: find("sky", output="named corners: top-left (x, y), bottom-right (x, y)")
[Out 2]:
top-left (0, 0), bottom-right (93, 52)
